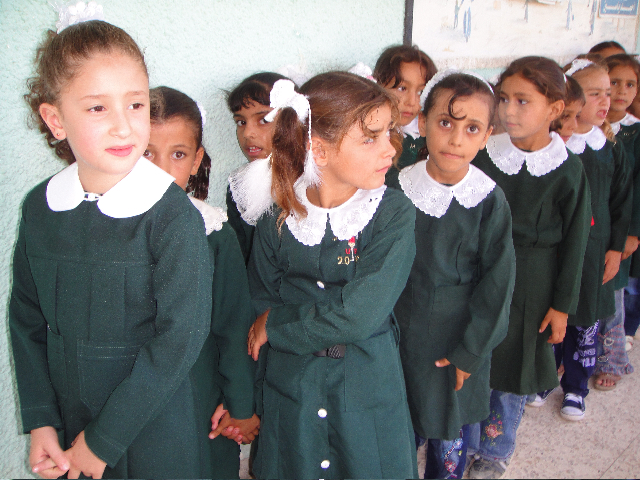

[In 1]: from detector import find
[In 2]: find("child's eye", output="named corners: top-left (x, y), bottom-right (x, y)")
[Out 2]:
top-left (236, 120), bottom-right (246, 127)
top-left (129, 102), bottom-right (145, 110)
top-left (173, 151), bottom-right (186, 160)
top-left (258, 117), bottom-right (268, 125)
top-left (611, 80), bottom-right (618, 86)
top-left (88, 105), bottom-right (105, 112)
top-left (518, 99), bottom-right (528, 105)
top-left (397, 85), bottom-right (407, 92)
top-left (499, 96), bottom-right (508, 103)
top-left (467, 124), bottom-right (480, 134)
top-left (439, 119), bottom-right (451, 128)
top-left (364, 136), bottom-right (376, 144)
top-left (142, 149), bottom-right (152, 158)
top-left (417, 89), bottom-right (424, 96)
top-left (628, 82), bottom-right (636, 89)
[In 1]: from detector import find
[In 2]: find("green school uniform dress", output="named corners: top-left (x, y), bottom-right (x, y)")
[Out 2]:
top-left (9, 159), bottom-right (221, 479)
top-left (566, 127), bottom-right (632, 325)
top-left (385, 118), bottom-right (426, 189)
top-left (611, 114), bottom-right (640, 283)
top-left (247, 181), bottom-right (418, 479)
top-left (189, 197), bottom-right (257, 479)
top-left (226, 186), bottom-right (255, 265)
top-left (473, 132), bottom-right (591, 395)
top-left (395, 160), bottom-right (516, 441)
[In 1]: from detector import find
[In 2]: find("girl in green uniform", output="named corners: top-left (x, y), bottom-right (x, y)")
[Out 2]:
top-left (604, 54), bottom-right (640, 354)
top-left (238, 73), bottom-right (418, 479)
top-left (469, 57), bottom-right (591, 479)
top-left (394, 70), bottom-right (516, 479)
top-left (226, 73), bottom-right (291, 264)
top-left (12, 20), bottom-right (215, 479)
top-left (144, 86), bottom-right (260, 474)
top-left (554, 59), bottom-right (632, 418)
top-left (373, 45), bottom-right (437, 188)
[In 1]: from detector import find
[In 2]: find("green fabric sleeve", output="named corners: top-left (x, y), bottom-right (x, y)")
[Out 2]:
top-left (552, 155), bottom-right (592, 315)
top-left (9, 200), bottom-right (63, 433)
top-left (608, 141), bottom-right (633, 252)
top-left (84, 204), bottom-right (212, 467)
top-left (448, 190), bottom-right (516, 375)
top-left (210, 224), bottom-right (256, 420)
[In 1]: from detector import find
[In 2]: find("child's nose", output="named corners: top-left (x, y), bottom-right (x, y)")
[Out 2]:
top-left (110, 108), bottom-right (132, 138)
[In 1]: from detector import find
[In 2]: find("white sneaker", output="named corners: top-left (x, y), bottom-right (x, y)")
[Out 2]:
top-left (626, 335), bottom-right (634, 352)
top-left (560, 393), bottom-right (585, 421)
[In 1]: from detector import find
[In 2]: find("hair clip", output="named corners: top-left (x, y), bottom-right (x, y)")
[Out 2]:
top-left (420, 68), bottom-right (494, 109)
top-left (196, 101), bottom-right (207, 128)
top-left (565, 59), bottom-right (594, 77)
top-left (52, 1), bottom-right (105, 33)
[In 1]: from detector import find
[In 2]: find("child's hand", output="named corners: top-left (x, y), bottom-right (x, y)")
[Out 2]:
top-left (30, 426), bottom-right (70, 479)
top-left (66, 431), bottom-right (107, 479)
top-left (220, 414), bottom-right (261, 444)
top-left (622, 236), bottom-right (639, 260)
top-left (603, 250), bottom-right (622, 284)
top-left (248, 309), bottom-right (269, 361)
top-left (435, 358), bottom-right (470, 391)
top-left (539, 307), bottom-right (568, 344)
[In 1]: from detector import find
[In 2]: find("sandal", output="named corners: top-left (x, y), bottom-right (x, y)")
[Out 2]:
top-left (594, 373), bottom-right (622, 391)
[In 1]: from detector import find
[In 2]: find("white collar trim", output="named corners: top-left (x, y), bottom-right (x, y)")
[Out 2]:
top-left (401, 115), bottom-right (421, 140)
top-left (487, 132), bottom-right (568, 177)
top-left (46, 158), bottom-right (174, 218)
top-left (611, 113), bottom-right (640, 134)
top-left (189, 197), bottom-right (227, 235)
top-left (399, 160), bottom-right (495, 218)
top-left (565, 126), bottom-right (607, 154)
top-left (286, 181), bottom-right (386, 246)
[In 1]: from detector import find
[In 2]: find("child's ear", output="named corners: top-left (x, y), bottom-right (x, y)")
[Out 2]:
top-left (39, 103), bottom-right (66, 139)
top-left (311, 137), bottom-right (328, 167)
top-left (191, 147), bottom-right (205, 175)
top-left (418, 112), bottom-right (427, 137)
top-left (548, 99), bottom-right (565, 122)
top-left (480, 125), bottom-right (494, 149)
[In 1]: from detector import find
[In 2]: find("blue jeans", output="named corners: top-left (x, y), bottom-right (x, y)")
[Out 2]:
top-left (468, 390), bottom-right (526, 462)
top-left (596, 288), bottom-right (634, 376)
top-left (559, 323), bottom-right (598, 398)
top-left (416, 425), bottom-right (469, 479)
top-left (625, 277), bottom-right (640, 336)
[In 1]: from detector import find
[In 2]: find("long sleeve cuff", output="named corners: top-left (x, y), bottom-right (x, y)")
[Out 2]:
top-left (447, 344), bottom-right (484, 375)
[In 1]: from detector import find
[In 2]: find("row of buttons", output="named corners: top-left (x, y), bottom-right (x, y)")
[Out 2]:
top-left (318, 408), bottom-right (329, 469)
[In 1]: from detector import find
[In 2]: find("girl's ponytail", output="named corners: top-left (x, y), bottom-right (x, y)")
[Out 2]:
top-left (271, 107), bottom-right (308, 228)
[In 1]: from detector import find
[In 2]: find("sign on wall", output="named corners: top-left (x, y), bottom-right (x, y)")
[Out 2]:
top-left (407, 0), bottom-right (639, 69)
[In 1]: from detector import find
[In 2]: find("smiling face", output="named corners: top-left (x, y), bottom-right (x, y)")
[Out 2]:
top-left (574, 68), bottom-right (611, 131)
top-left (608, 65), bottom-right (638, 122)
top-left (234, 100), bottom-right (276, 161)
top-left (144, 117), bottom-right (204, 190)
top-left (498, 73), bottom-right (564, 151)
top-left (383, 61), bottom-right (426, 127)
top-left (314, 103), bottom-right (396, 204)
top-left (557, 100), bottom-right (584, 142)
top-left (422, 89), bottom-right (493, 185)
top-left (39, 51), bottom-right (150, 193)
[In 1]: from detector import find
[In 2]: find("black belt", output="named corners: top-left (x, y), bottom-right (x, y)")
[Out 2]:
top-left (313, 344), bottom-right (346, 359)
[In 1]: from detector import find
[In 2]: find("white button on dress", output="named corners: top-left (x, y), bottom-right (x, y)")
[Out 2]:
top-left (318, 408), bottom-right (327, 418)
top-left (317, 281), bottom-right (325, 289)
top-left (321, 460), bottom-right (330, 469)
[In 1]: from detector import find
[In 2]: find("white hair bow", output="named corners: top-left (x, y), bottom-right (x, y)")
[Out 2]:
top-left (420, 68), bottom-right (493, 109)
top-left (264, 80), bottom-right (321, 186)
top-left (53, 1), bottom-right (105, 33)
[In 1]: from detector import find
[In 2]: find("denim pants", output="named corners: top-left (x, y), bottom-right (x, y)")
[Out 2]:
top-left (596, 288), bottom-right (634, 376)
top-left (468, 390), bottom-right (526, 462)
top-left (416, 425), bottom-right (469, 479)
top-left (625, 277), bottom-right (640, 337)
top-left (559, 323), bottom-right (599, 397)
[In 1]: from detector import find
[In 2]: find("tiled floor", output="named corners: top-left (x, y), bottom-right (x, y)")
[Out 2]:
top-left (241, 342), bottom-right (640, 479)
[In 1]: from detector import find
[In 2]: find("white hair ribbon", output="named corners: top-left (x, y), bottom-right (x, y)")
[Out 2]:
top-left (196, 101), bottom-right (207, 127)
top-left (52, 1), bottom-right (105, 33)
top-left (348, 62), bottom-right (374, 81)
top-left (420, 68), bottom-right (494, 109)
top-left (565, 59), bottom-right (594, 77)
top-left (264, 79), bottom-right (321, 186)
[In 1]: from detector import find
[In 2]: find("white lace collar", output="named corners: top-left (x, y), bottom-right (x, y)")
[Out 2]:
top-left (189, 197), bottom-right (227, 235)
top-left (565, 127), bottom-right (607, 154)
top-left (486, 132), bottom-right (568, 177)
top-left (46, 158), bottom-right (174, 218)
top-left (399, 160), bottom-right (495, 218)
top-left (228, 157), bottom-right (273, 226)
top-left (611, 113), bottom-right (640, 135)
top-left (285, 181), bottom-right (386, 246)
top-left (401, 115), bottom-right (421, 140)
